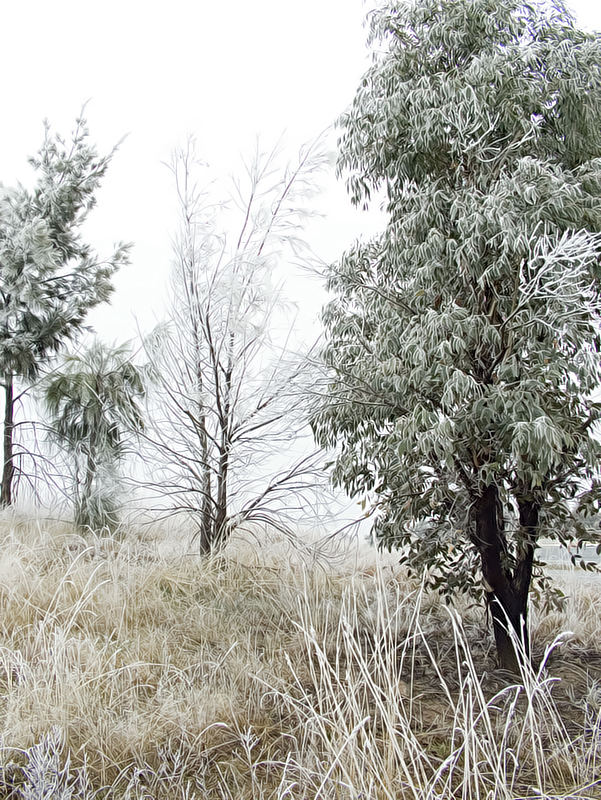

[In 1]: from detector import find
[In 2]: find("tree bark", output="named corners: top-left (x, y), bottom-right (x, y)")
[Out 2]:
top-left (195, 391), bottom-right (214, 554)
top-left (211, 341), bottom-right (234, 553)
top-left (214, 443), bottom-right (229, 551)
top-left (188, 270), bottom-right (214, 556)
top-left (83, 446), bottom-right (96, 505)
top-left (75, 433), bottom-right (98, 530)
top-left (197, 460), bottom-right (215, 556)
top-left (473, 484), bottom-right (534, 671)
top-left (513, 495), bottom-right (539, 653)
top-left (1, 377), bottom-right (14, 507)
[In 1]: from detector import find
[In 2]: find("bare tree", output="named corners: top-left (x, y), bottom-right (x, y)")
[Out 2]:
top-left (141, 138), bottom-right (326, 553)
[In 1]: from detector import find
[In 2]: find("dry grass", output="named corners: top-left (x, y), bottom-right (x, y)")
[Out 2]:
top-left (0, 510), bottom-right (599, 799)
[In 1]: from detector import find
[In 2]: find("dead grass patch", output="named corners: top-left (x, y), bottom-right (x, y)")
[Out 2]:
top-left (0, 510), bottom-right (598, 799)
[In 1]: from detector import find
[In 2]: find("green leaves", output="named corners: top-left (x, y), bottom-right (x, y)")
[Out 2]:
top-left (315, 0), bottom-right (601, 600)
top-left (0, 116), bottom-right (129, 505)
top-left (0, 117), bottom-right (129, 382)
top-left (43, 340), bottom-right (146, 532)
top-left (44, 341), bottom-right (145, 454)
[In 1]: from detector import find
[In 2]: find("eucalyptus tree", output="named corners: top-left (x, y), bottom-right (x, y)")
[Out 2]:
top-left (143, 139), bottom-right (325, 553)
top-left (44, 340), bottom-right (145, 532)
top-left (312, 0), bottom-right (601, 668)
top-left (0, 116), bottom-right (129, 505)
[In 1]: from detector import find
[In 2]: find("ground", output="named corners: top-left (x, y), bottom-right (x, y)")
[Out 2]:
top-left (0, 511), bottom-right (599, 799)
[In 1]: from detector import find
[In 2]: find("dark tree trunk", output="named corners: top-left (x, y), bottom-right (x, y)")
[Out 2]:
top-left (197, 450), bottom-right (228, 556)
top-left (473, 484), bottom-right (536, 671)
top-left (190, 289), bottom-right (214, 556)
top-left (211, 345), bottom-right (233, 554)
top-left (1, 377), bottom-right (14, 507)
top-left (513, 495), bottom-right (539, 650)
top-left (214, 444), bottom-right (229, 551)
top-left (197, 497), bottom-right (214, 556)
top-left (197, 422), bottom-right (214, 556)
top-left (197, 470), bottom-right (215, 556)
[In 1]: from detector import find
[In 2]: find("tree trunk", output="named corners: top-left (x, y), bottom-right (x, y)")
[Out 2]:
top-left (473, 484), bottom-right (533, 671)
top-left (197, 420), bottom-right (214, 555)
top-left (214, 444), bottom-right (229, 551)
top-left (197, 493), bottom-right (214, 555)
top-left (211, 342), bottom-right (233, 554)
top-left (75, 436), bottom-right (97, 530)
top-left (197, 465), bottom-right (214, 556)
top-left (1, 377), bottom-right (14, 507)
top-left (84, 448), bottom-right (96, 504)
top-left (487, 581), bottom-right (528, 672)
top-left (513, 495), bottom-right (539, 652)
top-left (191, 293), bottom-right (214, 555)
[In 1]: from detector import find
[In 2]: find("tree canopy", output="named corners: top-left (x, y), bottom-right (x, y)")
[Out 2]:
top-left (0, 116), bottom-right (129, 504)
top-left (142, 139), bottom-right (326, 553)
top-left (312, 0), bottom-right (601, 668)
top-left (44, 340), bottom-right (145, 531)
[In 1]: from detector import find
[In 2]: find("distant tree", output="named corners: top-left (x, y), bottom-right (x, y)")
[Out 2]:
top-left (0, 116), bottom-right (129, 505)
top-left (143, 139), bottom-right (325, 553)
top-left (312, 0), bottom-right (601, 669)
top-left (44, 340), bottom-right (145, 532)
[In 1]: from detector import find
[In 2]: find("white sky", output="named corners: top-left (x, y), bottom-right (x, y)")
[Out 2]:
top-left (1, 0), bottom-right (600, 342)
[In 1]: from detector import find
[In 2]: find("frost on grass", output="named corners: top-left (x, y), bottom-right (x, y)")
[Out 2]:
top-left (0, 728), bottom-right (91, 800)
top-left (0, 516), bottom-right (599, 799)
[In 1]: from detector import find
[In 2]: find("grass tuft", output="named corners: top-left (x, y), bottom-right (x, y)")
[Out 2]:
top-left (0, 512), bottom-right (599, 798)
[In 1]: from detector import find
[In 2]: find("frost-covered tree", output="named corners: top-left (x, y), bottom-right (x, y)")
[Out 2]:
top-left (0, 116), bottom-right (129, 505)
top-left (312, 0), bottom-right (601, 669)
top-left (143, 139), bottom-right (325, 553)
top-left (44, 340), bottom-right (145, 532)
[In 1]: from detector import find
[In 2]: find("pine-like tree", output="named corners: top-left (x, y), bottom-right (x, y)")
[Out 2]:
top-left (313, 0), bottom-right (601, 669)
top-left (0, 116), bottom-right (129, 504)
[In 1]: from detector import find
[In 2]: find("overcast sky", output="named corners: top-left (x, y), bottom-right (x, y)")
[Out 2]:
top-left (1, 0), bottom-right (600, 341)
